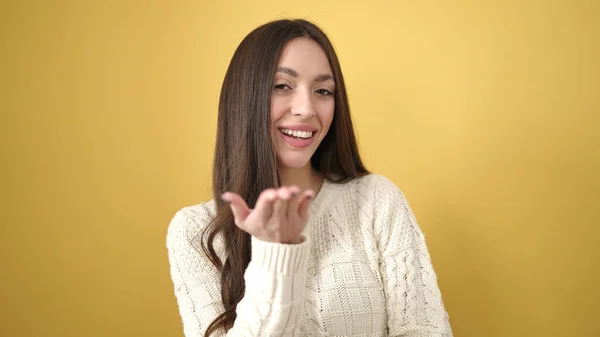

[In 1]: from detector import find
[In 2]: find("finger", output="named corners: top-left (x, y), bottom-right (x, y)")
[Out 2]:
top-left (272, 187), bottom-right (290, 221)
top-left (277, 186), bottom-right (292, 200)
top-left (297, 189), bottom-right (315, 221)
top-left (221, 192), bottom-right (250, 227)
top-left (251, 188), bottom-right (277, 222)
top-left (286, 186), bottom-right (301, 219)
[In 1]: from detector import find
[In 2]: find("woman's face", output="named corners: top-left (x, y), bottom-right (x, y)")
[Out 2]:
top-left (270, 37), bottom-right (335, 170)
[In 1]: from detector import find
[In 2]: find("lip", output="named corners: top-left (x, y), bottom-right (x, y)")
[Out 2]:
top-left (277, 128), bottom-right (316, 148)
top-left (278, 124), bottom-right (318, 132)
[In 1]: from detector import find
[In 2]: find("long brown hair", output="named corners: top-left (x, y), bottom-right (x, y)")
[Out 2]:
top-left (202, 19), bottom-right (368, 336)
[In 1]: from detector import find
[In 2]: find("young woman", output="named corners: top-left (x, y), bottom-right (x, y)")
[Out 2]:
top-left (167, 19), bottom-right (453, 337)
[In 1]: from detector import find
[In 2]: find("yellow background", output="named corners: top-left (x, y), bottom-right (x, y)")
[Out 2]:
top-left (1, 0), bottom-right (598, 336)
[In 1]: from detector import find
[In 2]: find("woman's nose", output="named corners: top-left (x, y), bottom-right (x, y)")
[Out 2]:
top-left (290, 88), bottom-right (316, 119)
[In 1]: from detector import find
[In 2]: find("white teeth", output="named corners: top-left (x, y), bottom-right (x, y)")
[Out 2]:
top-left (280, 128), bottom-right (313, 139)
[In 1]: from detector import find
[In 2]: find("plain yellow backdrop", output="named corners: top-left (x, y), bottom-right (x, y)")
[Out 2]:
top-left (1, 0), bottom-right (598, 336)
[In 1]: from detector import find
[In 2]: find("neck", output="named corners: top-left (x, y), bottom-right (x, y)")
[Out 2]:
top-left (278, 163), bottom-right (324, 193)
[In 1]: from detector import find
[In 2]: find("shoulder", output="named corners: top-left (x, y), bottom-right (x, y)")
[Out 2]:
top-left (166, 200), bottom-right (217, 250)
top-left (355, 173), bottom-right (401, 190)
top-left (329, 174), bottom-right (411, 220)
top-left (349, 174), bottom-right (416, 225)
top-left (352, 175), bottom-right (425, 248)
top-left (342, 173), bottom-right (407, 203)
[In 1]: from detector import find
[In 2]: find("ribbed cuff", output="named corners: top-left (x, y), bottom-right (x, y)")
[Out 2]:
top-left (250, 235), bottom-right (311, 275)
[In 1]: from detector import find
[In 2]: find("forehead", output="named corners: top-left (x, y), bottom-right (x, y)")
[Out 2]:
top-left (277, 37), bottom-right (332, 75)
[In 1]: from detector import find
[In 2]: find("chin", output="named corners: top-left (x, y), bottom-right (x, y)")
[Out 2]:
top-left (277, 153), bottom-right (313, 169)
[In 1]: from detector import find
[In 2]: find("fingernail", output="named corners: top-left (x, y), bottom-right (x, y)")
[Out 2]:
top-left (221, 194), bottom-right (230, 204)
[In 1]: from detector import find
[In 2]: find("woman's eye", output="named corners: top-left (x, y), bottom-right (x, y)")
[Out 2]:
top-left (315, 88), bottom-right (333, 96)
top-left (274, 83), bottom-right (289, 90)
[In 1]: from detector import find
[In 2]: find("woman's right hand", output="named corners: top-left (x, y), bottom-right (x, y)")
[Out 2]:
top-left (221, 186), bottom-right (314, 244)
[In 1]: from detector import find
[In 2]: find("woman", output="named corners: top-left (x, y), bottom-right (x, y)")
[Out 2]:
top-left (167, 19), bottom-right (453, 336)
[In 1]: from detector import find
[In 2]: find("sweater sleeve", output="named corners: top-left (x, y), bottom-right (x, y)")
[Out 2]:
top-left (166, 207), bottom-right (311, 337)
top-left (372, 176), bottom-right (453, 337)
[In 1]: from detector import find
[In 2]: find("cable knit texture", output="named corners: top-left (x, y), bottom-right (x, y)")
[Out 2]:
top-left (167, 174), bottom-right (453, 336)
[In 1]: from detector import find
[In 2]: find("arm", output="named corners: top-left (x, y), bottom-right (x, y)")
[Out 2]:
top-left (373, 177), bottom-right (453, 337)
top-left (167, 207), bottom-right (310, 337)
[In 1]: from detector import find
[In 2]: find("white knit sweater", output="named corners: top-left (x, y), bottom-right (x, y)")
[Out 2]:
top-left (167, 174), bottom-right (453, 336)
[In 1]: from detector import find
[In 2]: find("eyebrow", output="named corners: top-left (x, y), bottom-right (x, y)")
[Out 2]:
top-left (276, 66), bottom-right (334, 83)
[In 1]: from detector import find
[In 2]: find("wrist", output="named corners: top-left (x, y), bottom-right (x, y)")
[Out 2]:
top-left (250, 235), bottom-right (310, 274)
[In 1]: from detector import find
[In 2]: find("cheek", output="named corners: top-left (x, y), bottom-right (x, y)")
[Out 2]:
top-left (270, 96), bottom-right (286, 122)
top-left (270, 97), bottom-right (285, 146)
top-left (319, 101), bottom-right (335, 132)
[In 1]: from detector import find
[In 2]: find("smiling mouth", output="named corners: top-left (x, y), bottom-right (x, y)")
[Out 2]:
top-left (278, 128), bottom-right (316, 139)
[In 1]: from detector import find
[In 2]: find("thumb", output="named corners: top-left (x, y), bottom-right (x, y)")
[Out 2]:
top-left (222, 192), bottom-right (251, 228)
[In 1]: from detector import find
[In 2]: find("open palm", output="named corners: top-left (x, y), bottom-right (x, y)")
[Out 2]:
top-left (221, 186), bottom-right (315, 244)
